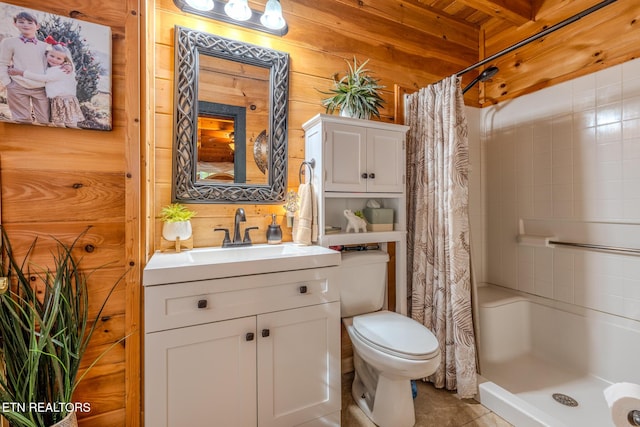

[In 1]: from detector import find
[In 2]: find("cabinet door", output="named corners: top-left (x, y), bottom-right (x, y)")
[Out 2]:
top-left (145, 316), bottom-right (257, 427)
top-left (257, 302), bottom-right (341, 427)
top-left (366, 128), bottom-right (405, 193)
top-left (324, 122), bottom-right (367, 192)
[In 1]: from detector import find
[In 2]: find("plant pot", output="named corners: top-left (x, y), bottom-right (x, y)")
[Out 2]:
top-left (50, 411), bottom-right (78, 427)
top-left (340, 106), bottom-right (370, 120)
top-left (162, 220), bottom-right (193, 241)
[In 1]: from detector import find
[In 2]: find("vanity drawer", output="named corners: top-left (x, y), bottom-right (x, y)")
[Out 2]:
top-left (145, 266), bottom-right (339, 333)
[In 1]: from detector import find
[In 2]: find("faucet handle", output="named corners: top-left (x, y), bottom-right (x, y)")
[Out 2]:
top-left (214, 228), bottom-right (231, 246)
top-left (243, 227), bottom-right (259, 243)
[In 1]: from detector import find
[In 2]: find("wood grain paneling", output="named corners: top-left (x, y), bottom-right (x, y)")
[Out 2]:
top-left (0, 0), bottom-right (141, 425)
top-left (0, 171), bottom-right (125, 222)
top-left (150, 0), bottom-right (482, 255)
top-left (482, 0), bottom-right (640, 104)
top-left (0, 223), bottom-right (126, 269)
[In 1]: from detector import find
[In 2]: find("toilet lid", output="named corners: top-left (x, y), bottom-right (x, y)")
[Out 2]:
top-left (352, 311), bottom-right (439, 360)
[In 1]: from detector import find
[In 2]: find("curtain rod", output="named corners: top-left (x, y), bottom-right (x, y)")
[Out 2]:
top-left (456, 0), bottom-right (618, 77)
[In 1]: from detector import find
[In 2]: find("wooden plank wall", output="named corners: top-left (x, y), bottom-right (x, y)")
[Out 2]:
top-left (0, 0), bottom-right (141, 426)
top-left (481, 0), bottom-right (640, 104)
top-left (150, 0), bottom-right (640, 249)
top-left (150, 0), bottom-right (480, 251)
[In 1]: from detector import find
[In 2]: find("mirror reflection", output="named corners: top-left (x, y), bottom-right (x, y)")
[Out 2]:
top-left (197, 54), bottom-right (269, 185)
top-left (196, 101), bottom-right (247, 183)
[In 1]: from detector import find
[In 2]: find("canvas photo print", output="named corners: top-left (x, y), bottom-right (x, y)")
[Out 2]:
top-left (0, 2), bottom-right (111, 130)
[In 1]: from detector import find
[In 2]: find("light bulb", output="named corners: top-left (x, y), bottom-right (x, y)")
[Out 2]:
top-left (224, 0), bottom-right (252, 21)
top-left (260, 0), bottom-right (286, 30)
top-left (185, 0), bottom-right (214, 11)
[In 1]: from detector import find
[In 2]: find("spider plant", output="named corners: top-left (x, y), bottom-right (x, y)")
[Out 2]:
top-left (320, 56), bottom-right (385, 120)
top-left (0, 227), bottom-right (124, 427)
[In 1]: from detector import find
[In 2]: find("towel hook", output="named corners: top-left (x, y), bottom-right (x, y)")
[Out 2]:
top-left (299, 159), bottom-right (315, 183)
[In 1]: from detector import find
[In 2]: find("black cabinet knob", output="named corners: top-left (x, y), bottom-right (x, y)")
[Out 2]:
top-left (299, 285), bottom-right (308, 294)
top-left (369, 173), bottom-right (375, 179)
top-left (246, 332), bottom-right (254, 341)
top-left (261, 329), bottom-right (270, 338)
top-left (361, 173), bottom-right (368, 179)
top-left (197, 299), bottom-right (208, 309)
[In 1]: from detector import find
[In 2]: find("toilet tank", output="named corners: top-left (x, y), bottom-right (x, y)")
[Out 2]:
top-left (339, 250), bottom-right (390, 317)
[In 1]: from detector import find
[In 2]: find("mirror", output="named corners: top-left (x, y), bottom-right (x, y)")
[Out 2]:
top-left (172, 26), bottom-right (289, 203)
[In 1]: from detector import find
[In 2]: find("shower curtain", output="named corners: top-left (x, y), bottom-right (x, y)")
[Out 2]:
top-left (405, 75), bottom-right (477, 398)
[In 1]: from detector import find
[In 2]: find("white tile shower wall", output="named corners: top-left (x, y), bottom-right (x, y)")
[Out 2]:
top-left (479, 57), bottom-right (640, 322)
top-left (466, 106), bottom-right (484, 284)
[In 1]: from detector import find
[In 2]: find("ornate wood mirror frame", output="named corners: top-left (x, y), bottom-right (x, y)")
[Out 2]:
top-left (172, 26), bottom-right (289, 203)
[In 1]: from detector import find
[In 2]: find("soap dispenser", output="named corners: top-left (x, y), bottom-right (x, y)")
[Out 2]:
top-left (266, 214), bottom-right (283, 244)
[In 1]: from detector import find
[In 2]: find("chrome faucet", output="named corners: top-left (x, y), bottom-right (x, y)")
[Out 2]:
top-left (214, 208), bottom-right (257, 247)
top-left (233, 208), bottom-right (246, 243)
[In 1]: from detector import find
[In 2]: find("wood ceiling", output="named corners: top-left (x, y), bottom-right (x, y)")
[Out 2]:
top-left (416, 0), bottom-right (534, 30)
top-left (405, 0), bottom-right (639, 105)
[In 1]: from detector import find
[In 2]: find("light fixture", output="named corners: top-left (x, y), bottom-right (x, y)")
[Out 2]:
top-left (224, 0), bottom-right (251, 21)
top-left (174, 0), bottom-right (288, 36)
top-left (185, 0), bottom-right (214, 11)
top-left (260, 0), bottom-right (285, 30)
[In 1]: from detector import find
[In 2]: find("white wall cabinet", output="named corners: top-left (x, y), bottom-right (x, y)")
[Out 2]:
top-left (144, 263), bottom-right (341, 427)
top-left (322, 121), bottom-right (405, 193)
top-left (302, 114), bottom-right (409, 314)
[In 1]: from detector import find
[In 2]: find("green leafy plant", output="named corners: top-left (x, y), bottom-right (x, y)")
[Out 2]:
top-left (160, 203), bottom-right (197, 223)
top-left (0, 227), bottom-right (125, 427)
top-left (320, 57), bottom-right (385, 120)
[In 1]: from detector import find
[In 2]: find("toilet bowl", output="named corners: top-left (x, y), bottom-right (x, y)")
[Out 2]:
top-left (339, 251), bottom-right (440, 427)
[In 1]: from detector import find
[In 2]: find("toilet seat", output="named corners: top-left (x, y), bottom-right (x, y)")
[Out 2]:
top-left (352, 311), bottom-right (439, 360)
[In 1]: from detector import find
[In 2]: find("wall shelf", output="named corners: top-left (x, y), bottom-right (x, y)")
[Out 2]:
top-left (320, 230), bottom-right (406, 247)
top-left (303, 113), bottom-right (409, 314)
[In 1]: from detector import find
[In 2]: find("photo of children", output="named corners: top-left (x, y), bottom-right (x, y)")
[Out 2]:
top-left (0, 11), bottom-right (49, 124)
top-left (8, 36), bottom-right (85, 128)
top-left (0, 3), bottom-right (111, 130)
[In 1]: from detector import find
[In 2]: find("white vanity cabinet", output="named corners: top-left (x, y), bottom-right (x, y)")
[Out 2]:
top-left (145, 315), bottom-right (258, 427)
top-left (143, 246), bottom-right (341, 427)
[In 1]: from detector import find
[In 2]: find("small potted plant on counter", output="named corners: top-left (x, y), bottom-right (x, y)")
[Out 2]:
top-left (160, 203), bottom-right (197, 242)
top-left (320, 56), bottom-right (385, 120)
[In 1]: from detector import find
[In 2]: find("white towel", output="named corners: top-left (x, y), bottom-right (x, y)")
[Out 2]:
top-left (293, 182), bottom-right (318, 245)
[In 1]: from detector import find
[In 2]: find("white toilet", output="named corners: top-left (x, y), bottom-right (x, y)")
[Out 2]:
top-left (339, 250), bottom-right (440, 427)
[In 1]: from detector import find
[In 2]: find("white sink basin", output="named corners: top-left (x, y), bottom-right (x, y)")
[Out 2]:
top-left (143, 243), bottom-right (341, 285)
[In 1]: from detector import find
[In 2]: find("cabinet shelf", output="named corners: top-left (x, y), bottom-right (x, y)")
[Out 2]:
top-left (320, 230), bottom-right (405, 246)
top-left (325, 192), bottom-right (405, 198)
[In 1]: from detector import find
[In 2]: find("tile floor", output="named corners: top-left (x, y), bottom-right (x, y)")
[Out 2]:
top-left (341, 372), bottom-right (514, 427)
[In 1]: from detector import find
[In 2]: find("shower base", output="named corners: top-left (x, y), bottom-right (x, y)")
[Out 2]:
top-left (478, 354), bottom-right (613, 427)
top-left (475, 283), bottom-right (640, 427)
